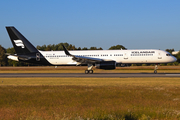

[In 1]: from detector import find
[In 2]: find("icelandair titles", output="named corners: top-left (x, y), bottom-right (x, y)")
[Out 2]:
top-left (131, 51), bottom-right (155, 54)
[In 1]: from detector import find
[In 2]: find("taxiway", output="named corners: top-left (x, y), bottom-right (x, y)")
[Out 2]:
top-left (1, 73), bottom-right (180, 78)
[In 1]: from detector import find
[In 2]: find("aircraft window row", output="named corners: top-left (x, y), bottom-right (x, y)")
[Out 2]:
top-left (45, 54), bottom-right (107, 57)
top-left (101, 54), bottom-right (108, 56)
top-left (86, 55), bottom-right (99, 57)
top-left (46, 55), bottom-right (69, 57)
top-left (46, 54), bottom-right (126, 58)
top-left (77, 55), bottom-right (100, 57)
top-left (131, 54), bottom-right (153, 56)
top-left (114, 54), bottom-right (123, 56)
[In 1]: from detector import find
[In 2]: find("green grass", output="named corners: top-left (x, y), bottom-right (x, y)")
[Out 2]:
top-left (1, 78), bottom-right (180, 119)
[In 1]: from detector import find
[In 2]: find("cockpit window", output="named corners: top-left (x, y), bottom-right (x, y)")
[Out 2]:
top-left (166, 54), bottom-right (171, 56)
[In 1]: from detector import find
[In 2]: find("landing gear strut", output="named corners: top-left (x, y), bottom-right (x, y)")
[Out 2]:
top-left (85, 64), bottom-right (93, 74)
top-left (154, 64), bottom-right (158, 74)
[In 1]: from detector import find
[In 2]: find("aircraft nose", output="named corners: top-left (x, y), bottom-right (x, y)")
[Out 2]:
top-left (172, 56), bottom-right (177, 62)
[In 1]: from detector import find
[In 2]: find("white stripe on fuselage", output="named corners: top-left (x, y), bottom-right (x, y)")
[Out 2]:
top-left (39, 49), bottom-right (176, 65)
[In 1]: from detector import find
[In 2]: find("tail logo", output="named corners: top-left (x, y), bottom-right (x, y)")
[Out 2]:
top-left (14, 40), bottom-right (25, 48)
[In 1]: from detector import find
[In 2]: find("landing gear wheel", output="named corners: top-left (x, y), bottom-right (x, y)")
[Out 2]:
top-left (154, 70), bottom-right (157, 74)
top-left (85, 70), bottom-right (89, 74)
top-left (89, 70), bottom-right (93, 74)
top-left (85, 70), bottom-right (93, 74)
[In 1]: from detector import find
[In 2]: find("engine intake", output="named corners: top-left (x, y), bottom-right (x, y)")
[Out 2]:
top-left (95, 61), bottom-right (116, 70)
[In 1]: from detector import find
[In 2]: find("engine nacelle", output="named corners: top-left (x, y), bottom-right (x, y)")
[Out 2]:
top-left (95, 61), bottom-right (116, 70)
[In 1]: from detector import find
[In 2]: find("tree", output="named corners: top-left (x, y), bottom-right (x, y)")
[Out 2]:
top-left (82, 47), bottom-right (88, 50)
top-left (89, 47), bottom-right (98, 50)
top-left (0, 45), bottom-right (7, 66)
top-left (89, 47), bottom-right (103, 50)
top-left (68, 44), bottom-right (73, 50)
top-left (37, 45), bottom-right (47, 51)
top-left (36, 42), bottom-right (73, 51)
top-left (98, 47), bottom-right (103, 50)
top-left (166, 49), bottom-right (174, 54)
top-left (45, 45), bottom-right (51, 51)
top-left (77, 47), bottom-right (81, 50)
top-left (109, 45), bottom-right (127, 50)
top-left (174, 51), bottom-right (180, 63)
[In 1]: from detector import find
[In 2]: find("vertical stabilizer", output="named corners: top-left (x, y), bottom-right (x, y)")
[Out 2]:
top-left (6, 27), bottom-right (38, 55)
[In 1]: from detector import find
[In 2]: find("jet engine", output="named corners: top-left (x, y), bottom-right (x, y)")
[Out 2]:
top-left (95, 61), bottom-right (116, 70)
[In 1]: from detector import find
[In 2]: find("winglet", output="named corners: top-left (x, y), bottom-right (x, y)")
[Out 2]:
top-left (62, 45), bottom-right (72, 56)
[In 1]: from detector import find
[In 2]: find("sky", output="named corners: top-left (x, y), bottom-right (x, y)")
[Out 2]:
top-left (0, 0), bottom-right (180, 50)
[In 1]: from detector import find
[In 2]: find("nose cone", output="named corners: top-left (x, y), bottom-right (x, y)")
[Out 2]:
top-left (171, 56), bottom-right (177, 62)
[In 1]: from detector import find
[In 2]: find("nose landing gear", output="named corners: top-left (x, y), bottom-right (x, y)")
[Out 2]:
top-left (154, 64), bottom-right (158, 74)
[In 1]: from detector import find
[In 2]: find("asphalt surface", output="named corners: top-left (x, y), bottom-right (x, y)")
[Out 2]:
top-left (1, 73), bottom-right (180, 78)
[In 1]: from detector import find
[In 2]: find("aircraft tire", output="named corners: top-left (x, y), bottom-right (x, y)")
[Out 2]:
top-left (85, 70), bottom-right (89, 74)
top-left (89, 70), bottom-right (93, 74)
top-left (154, 70), bottom-right (157, 74)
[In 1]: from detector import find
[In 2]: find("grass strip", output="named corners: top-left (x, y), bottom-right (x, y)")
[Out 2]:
top-left (1, 78), bottom-right (180, 120)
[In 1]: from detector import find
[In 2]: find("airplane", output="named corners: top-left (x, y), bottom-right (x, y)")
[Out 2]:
top-left (6, 26), bottom-right (177, 74)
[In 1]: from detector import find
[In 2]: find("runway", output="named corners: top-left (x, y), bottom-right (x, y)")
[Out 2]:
top-left (1, 73), bottom-right (180, 78)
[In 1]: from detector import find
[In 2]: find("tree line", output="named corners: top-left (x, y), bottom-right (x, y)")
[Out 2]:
top-left (0, 43), bottom-right (179, 66)
top-left (36, 43), bottom-right (104, 51)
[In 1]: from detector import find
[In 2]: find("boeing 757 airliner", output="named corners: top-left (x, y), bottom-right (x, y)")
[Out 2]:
top-left (6, 27), bottom-right (177, 74)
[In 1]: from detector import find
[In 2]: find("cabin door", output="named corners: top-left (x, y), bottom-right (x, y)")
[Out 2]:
top-left (124, 53), bottom-right (128, 60)
top-left (158, 52), bottom-right (162, 59)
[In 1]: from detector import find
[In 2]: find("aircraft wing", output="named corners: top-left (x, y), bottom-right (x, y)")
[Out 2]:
top-left (62, 45), bottom-right (112, 64)
top-left (71, 55), bottom-right (103, 64)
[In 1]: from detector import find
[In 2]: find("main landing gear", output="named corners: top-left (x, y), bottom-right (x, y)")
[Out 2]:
top-left (85, 70), bottom-right (93, 74)
top-left (154, 64), bottom-right (158, 74)
top-left (85, 64), bottom-right (94, 74)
